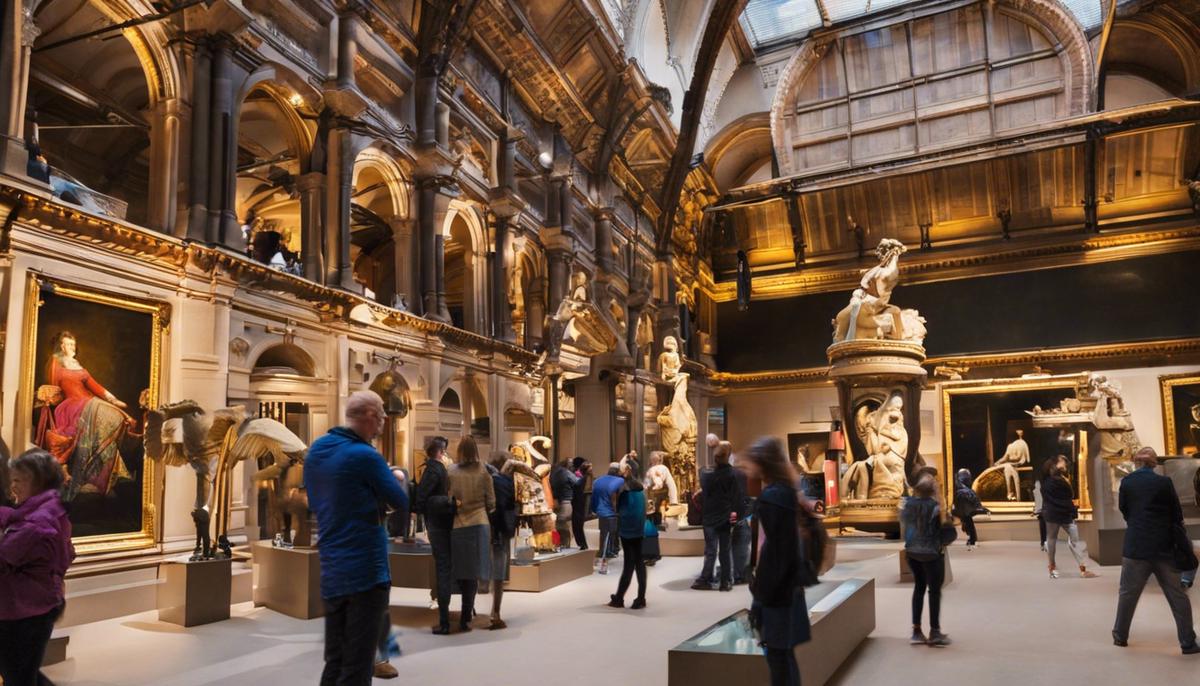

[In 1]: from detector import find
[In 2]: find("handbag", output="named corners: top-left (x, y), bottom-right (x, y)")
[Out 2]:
top-left (1172, 523), bottom-right (1199, 572)
top-left (939, 521), bottom-right (959, 548)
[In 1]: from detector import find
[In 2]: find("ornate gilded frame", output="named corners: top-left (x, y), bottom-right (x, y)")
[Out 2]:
top-left (1160, 373), bottom-right (1200, 455)
top-left (940, 374), bottom-right (1091, 516)
top-left (19, 274), bottom-right (169, 555)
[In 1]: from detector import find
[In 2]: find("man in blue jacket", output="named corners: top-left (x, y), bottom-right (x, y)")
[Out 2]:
top-left (1112, 446), bottom-right (1198, 654)
top-left (305, 391), bottom-right (409, 685)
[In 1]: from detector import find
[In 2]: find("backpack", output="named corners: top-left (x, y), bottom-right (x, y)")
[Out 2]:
top-left (796, 499), bottom-right (835, 586)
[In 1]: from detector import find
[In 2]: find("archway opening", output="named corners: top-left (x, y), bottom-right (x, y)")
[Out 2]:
top-left (28, 0), bottom-right (154, 225)
top-left (252, 343), bottom-right (316, 377)
top-left (351, 160), bottom-right (404, 305)
top-left (444, 212), bottom-right (478, 332)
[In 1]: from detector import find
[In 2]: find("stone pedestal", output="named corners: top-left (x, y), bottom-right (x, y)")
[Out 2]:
top-left (506, 549), bottom-right (594, 592)
top-left (42, 634), bottom-right (69, 666)
top-left (157, 558), bottom-right (232, 627)
top-left (388, 544), bottom-right (436, 590)
top-left (252, 541), bottom-right (323, 619)
top-left (898, 549), bottom-right (954, 585)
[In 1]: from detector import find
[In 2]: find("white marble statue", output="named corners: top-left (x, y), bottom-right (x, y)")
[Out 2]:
top-left (972, 429), bottom-right (1031, 501)
top-left (832, 239), bottom-right (926, 344)
top-left (842, 393), bottom-right (908, 500)
top-left (656, 336), bottom-right (697, 494)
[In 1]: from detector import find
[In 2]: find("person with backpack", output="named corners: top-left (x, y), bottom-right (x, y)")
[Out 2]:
top-left (608, 460), bottom-right (649, 609)
top-left (741, 437), bottom-right (810, 686)
top-left (901, 474), bottom-right (951, 646)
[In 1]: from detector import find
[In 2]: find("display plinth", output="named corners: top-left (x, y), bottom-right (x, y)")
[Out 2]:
top-left (388, 542), bottom-right (436, 589)
top-left (42, 634), bottom-right (69, 666)
top-left (252, 541), bottom-right (323, 619)
top-left (899, 549), bottom-right (954, 585)
top-left (506, 548), bottom-right (594, 592)
top-left (586, 520), bottom-right (705, 556)
top-left (668, 578), bottom-right (875, 686)
top-left (157, 557), bottom-right (232, 627)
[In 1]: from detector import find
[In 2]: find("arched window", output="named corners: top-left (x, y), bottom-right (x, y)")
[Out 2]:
top-left (774, 4), bottom-right (1083, 176)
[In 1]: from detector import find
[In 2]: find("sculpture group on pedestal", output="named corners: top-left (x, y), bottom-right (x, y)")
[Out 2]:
top-left (842, 393), bottom-right (910, 500)
top-left (832, 239), bottom-right (926, 344)
top-left (144, 400), bottom-right (307, 560)
top-left (656, 335), bottom-right (697, 496)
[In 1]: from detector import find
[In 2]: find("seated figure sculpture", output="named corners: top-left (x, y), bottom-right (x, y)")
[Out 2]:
top-left (832, 238), bottom-right (926, 344)
top-left (972, 429), bottom-right (1031, 501)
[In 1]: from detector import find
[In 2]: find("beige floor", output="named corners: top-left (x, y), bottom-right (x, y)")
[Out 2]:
top-left (42, 540), bottom-right (1199, 685)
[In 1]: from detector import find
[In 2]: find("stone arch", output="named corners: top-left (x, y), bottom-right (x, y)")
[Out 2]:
top-left (441, 200), bottom-right (488, 332)
top-left (350, 145), bottom-right (411, 304)
top-left (251, 342), bottom-right (317, 377)
top-left (769, 0), bottom-right (1095, 177)
top-left (1103, 13), bottom-right (1200, 107)
top-left (704, 113), bottom-right (772, 193)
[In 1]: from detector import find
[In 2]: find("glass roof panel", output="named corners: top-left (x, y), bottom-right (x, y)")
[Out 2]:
top-left (1059, 0), bottom-right (1106, 32)
top-left (823, 0), bottom-right (914, 23)
top-left (739, 0), bottom-right (823, 48)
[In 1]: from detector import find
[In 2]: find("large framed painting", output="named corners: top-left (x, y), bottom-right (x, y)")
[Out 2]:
top-left (941, 375), bottom-right (1090, 515)
top-left (20, 275), bottom-right (168, 554)
top-left (787, 431), bottom-right (829, 474)
top-left (1160, 373), bottom-right (1200, 457)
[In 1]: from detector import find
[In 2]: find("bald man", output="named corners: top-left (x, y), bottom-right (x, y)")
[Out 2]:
top-left (306, 391), bottom-right (410, 685)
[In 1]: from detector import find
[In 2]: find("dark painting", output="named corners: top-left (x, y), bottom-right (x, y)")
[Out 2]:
top-left (1166, 381), bottom-right (1200, 457)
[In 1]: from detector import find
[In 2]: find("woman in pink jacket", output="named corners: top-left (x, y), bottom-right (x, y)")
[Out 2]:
top-left (0, 448), bottom-right (75, 686)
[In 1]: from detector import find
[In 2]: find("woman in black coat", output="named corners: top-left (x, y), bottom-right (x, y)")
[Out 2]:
top-left (1040, 455), bottom-right (1097, 579)
top-left (742, 438), bottom-right (810, 686)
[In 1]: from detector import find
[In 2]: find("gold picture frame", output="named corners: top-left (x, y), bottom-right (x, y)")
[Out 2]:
top-left (20, 274), bottom-right (169, 555)
top-left (1160, 373), bottom-right (1200, 456)
top-left (941, 374), bottom-right (1091, 515)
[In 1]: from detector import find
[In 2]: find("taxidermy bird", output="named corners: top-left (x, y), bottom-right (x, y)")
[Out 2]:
top-left (145, 401), bottom-right (306, 560)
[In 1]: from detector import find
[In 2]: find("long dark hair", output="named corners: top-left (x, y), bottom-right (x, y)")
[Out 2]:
top-left (745, 437), bottom-right (798, 487)
top-left (1041, 454), bottom-right (1066, 481)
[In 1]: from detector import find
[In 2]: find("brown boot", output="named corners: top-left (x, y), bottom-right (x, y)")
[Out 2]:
top-left (374, 662), bottom-right (399, 679)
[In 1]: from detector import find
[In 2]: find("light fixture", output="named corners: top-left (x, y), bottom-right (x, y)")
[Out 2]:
top-left (288, 92), bottom-right (303, 107)
top-left (538, 151), bottom-right (552, 169)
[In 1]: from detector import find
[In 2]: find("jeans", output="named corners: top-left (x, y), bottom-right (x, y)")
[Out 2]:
top-left (375, 605), bottom-right (395, 663)
top-left (0, 605), bottom-right (60, 686)
top-left (598, 517), bottom-right (620, 559)
top-left (961, 515), bottom-right (977, 545)
top-left (615, 537), bottom-right (647, 602)
top-left (699, 522), bottom-right (733, 585)
top-left (1037, 514), bottom-right (1047, 545)
top-left (427, 525), bottom-right (453, 628)
top-left (908, 553), bottom-right (944, 630)
top-left (1184, 568), bottom-right (1197, 587)
top-left (321, 583), bottom-right (391, 686)
top-left (554, 501), bottom-right (573, 548)
top-left (732, 519), bottom-right (752, 582)
top-left (763, 647), bottom-right (800, 686)
top-left (1046, 521), bottom-right (1088, 569)
top-left (1113, 557), bottom-right (1197, 648)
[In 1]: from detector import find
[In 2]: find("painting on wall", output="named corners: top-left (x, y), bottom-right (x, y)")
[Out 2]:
top-left (787, 431), bottom-right (830, 474)
top-left (21, 276), bottom-right (167, 554)
top-left (941, 376), bottom-right (1089, 514)
top-left (1161, 373), bottom-right (1200, 457)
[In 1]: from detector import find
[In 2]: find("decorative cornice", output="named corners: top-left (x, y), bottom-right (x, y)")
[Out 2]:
top-left (708, 223), bottom-right (1200, 302)
top-left (5, 186), bottom-right (540, 366)
top-left (924, 338), bottom-right (1200, 371)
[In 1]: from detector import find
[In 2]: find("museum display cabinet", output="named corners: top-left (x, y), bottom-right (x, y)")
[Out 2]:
top-left (669, 578), bottom-right (875, 686)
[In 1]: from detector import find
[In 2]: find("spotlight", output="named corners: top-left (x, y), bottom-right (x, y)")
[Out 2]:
top-left (288, 93), bottom-right (304, 107)
top-left (538, 151), bottom-right (553, 169)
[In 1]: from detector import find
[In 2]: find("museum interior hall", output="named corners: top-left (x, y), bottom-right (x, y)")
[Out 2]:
top-left (0, 0), bottom-right (1199, 684)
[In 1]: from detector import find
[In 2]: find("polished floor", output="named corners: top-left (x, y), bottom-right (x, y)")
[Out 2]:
top-left (44, 539), bottom-right (1199, 685)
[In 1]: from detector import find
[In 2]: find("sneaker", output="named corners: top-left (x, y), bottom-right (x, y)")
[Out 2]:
top-left (1049, 567), bottom-right (1060, 579)
top-left (630, 598), bottom-right (646, 610)
top-left (1040, 543), bottom-right (1047, 552)
top-left (927, 631), bottom-right (952, 647)
top-left (598, 565), bottom-right (609, 575)
top-left (910, 629), bottom-right (927, 645)
top-left (1182, 644), bottom-right (1200, 655)
top-left (607, 595), bottom-right (624, 608)
top-left (374, 662), bottom-right (399, 679)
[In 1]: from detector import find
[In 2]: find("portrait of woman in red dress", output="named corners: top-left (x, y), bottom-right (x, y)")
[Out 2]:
top-left (35, 331), bottom-right (135, 500)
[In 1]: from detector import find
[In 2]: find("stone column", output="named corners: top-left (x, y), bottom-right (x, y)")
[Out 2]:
top-left (545, 177), bottom-right (563, 227)
top-left (186, 40), bottom-right (211, 241)
top-left (415, 176), bottom-right (455, 321)
top-left (336, 11), bottom-right (357, 89)
top-left (594, 207), bottom-right (615, 273)
top-left (323, 127), bottom-right (354, 289)
top-left (206, 38), bottom-right (232, 245)
top-left (491, 214), bottom-right (514, 341)
top-left (389, 216), bottom-right (415, 310)
top-left (147, 98), bottom-right (181, 235)
top-left (546, 249), bottom-right (571, 314)
top-left (525, 278), bottom-right (545, 349)
top-left (0, 3), bottom-right (35, 177)
top-left (297, 172), bottom-right (325, 281)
